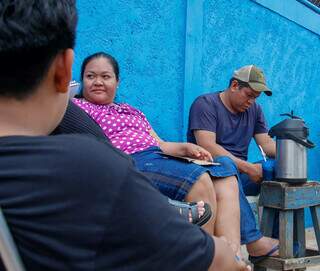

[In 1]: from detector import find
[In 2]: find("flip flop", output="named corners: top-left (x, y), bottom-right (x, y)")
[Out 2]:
top-left (248, 241), bottom-right (302, 265)
top-left (248, 244), bottom-right (279, 264)
top-left (168, 199), bottom-right (212, 226)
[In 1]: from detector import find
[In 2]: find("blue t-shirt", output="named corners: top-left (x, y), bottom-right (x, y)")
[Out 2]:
top-left (0, 134), bottom-right (214, 271)
top-left (187, 92), bottom-right (268, 161)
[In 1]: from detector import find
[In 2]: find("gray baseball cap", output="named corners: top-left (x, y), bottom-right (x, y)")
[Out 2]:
top-left (233, 65), bottom-right (272, 96)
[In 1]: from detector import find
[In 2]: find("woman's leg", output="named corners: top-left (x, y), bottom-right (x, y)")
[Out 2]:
top-left (185, 173), bottom-right (216, 235)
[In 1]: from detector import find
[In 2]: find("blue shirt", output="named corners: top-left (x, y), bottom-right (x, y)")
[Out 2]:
top-left (187, 92), bottom-right (268, 161)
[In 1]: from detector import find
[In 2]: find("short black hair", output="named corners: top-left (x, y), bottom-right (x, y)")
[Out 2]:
top-left (0, 0), bottom-right (78, 100)
top-left (76, 52), bottom-right (120, 98)
top-left (228, 78), bottom-right (250, 90)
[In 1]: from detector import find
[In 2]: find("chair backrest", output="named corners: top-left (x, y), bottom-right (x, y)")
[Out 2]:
top-left (0, 208), bottom-right (25, 271)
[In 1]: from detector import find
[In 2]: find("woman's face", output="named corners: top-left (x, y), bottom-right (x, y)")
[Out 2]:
top-left (82, 57), bottom-right (119, 105)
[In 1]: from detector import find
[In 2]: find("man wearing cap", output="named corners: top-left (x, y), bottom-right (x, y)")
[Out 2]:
top-left (187, 65), bottom-right (277, 260)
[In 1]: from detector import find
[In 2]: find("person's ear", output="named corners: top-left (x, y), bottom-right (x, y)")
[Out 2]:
top-left (54, 49), bottom-right (74, 93)
top-left (230, 80), bottom-right (239, 92)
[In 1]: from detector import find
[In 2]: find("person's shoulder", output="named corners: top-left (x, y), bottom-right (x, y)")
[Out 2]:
top-left (193, 92), bottom-right (219, 104)
top-left (48, 135), bottom-right (135, 211)
top-left (191, 92), bottom-right (220, 112)
top-left (48, 134), bottom-right (129, 165)
top-left (249, 102), bottom-right (263, 113)
top-left (72, 97), bottom-right (84, 105)
top-left (50, 134), bottom-right (133, 184)
top-left (121, 102), bottom-right (139, 111)
top-left (72, 98), bottom-right (93, 110)
top-left (121, 103), bottom-right (146, 116)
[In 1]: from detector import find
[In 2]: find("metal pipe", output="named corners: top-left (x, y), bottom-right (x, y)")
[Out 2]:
top-left (0, 208), bottom-right (25, 271)
top-left (296, 0), bottom-right (320, 14)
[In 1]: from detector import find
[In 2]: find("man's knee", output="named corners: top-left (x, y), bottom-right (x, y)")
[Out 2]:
top-left (214, 176), bottom-right (239, 201)
top-left (214, 156), bottom-right (238, 173)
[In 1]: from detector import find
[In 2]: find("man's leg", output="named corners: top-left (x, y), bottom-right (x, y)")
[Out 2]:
top-left (239, 173), bottom-right (279, 256)
top-left (238, 176), bottom-right (263, 244)
top-left (212, 176), bottom-right (241, 257)
top-left (239, 172), bottom-right (261, 196)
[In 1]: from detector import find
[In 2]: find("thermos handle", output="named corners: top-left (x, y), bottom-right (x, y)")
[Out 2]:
top-left (284, 133), bottom-right (315, 148)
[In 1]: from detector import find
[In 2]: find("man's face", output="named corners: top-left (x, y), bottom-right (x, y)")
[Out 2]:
top-left (231, 81), bottom-right (261, 113)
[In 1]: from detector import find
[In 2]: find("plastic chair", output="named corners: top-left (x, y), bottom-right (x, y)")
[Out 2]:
top-left (0, 207), bottom-right (25, 271)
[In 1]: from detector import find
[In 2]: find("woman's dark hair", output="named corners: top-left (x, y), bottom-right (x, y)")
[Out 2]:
top-left (80, 52), bottom-right (119, 81)
top-left (76, 52), bottom-right (119, 98)
top-left (228, 78), bottom-right (250, 90)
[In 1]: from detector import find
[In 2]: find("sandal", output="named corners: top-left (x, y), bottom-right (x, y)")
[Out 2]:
top-left (249, 241), bottom-right (301, 264)
top-left (168, 199), bottom-right (212, 226)
top-left (248, 244), bottom-right (279, 264)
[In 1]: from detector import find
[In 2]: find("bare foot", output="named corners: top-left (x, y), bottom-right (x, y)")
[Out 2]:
top-left (168, 199), bottom-right (206, 223)
top-left (246, 236), bottom-right (279, 257)
top-left (188, 200), bottom-right (205, 223)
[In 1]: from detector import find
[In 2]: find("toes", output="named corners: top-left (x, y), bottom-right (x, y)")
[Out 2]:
top-left (196, 200), bottom-right (205, 207)
top-left (196, 201), bottom-right (205, 218)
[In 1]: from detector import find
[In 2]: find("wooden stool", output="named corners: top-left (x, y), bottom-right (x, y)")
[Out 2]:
top-left (253, 181), bottom-right (320, 271)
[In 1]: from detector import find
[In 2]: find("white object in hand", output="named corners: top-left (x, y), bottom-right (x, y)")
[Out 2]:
top-left (258, 145), bottom-right (267, 162)
top-left (68, 80), bottom-right (80, 98)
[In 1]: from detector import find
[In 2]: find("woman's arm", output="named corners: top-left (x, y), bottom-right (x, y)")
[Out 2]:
top-left (149, 129), bottom-right (213, 161)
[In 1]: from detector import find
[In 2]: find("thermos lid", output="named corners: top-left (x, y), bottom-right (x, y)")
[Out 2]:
top-left (269, 112), bottom-right (309, 139)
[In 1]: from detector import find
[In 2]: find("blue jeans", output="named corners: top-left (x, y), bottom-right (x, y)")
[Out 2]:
top-left (240, 161), bottom-right (279, 240)
top-left (131, 147), bottom-right (264, 245)
top-left (238, 173), bottom-right (263, 244)
top-left (131, 147), bottom-right (241, 201)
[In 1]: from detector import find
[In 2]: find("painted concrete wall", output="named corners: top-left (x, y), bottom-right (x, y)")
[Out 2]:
top-left (75, 0), bottom-right (320, 172)
top-left (201, 0), bottom-right (320, 179)
top-left (75, 0), bottom-right (186, 141)
top-left (75, 1), bottom-right (320, 224)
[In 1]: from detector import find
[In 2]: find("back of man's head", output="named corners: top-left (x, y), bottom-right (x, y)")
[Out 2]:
top-left (0, 0), bottom-right (77, 100)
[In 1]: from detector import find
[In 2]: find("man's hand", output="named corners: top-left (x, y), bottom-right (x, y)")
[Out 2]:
top-left (246, 163), bottom-right (263, 183)
top-left (209, 236), bottom-right (251, 271)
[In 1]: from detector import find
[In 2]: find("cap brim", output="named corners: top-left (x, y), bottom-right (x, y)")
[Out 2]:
top-left (248, 82), bottom-right (272, 96)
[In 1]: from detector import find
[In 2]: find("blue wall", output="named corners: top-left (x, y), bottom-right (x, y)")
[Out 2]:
top-left (200, 0), bottom-right (320, 179)
top-left (75, 0), bottom-right (186, 141)
top-left (75, 0), bottom-right (320, 224)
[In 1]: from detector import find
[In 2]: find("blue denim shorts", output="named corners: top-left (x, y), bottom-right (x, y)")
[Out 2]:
top-left (130, 146), bottom-right (238, 201)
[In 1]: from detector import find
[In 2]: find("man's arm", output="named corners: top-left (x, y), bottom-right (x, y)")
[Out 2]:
top-left (194, 130), bottom-right (262, 183)
top-left (254, 133), bottom-right (276, 158)
top-left (209, 236), bottom-right (251, 271)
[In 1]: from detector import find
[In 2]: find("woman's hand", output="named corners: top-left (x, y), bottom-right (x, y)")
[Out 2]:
top-left (183, 143), bottom-right (213, 161)
top-left (159, 142), bottom-right (213, 161)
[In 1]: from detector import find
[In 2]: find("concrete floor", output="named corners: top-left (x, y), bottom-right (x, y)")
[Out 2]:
top-left (241, 228), bottom-right (319, 271)
top-left (306, 228), bottom-right (319, 271)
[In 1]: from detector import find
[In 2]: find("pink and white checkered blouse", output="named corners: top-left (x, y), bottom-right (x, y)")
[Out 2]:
top-left (72, 98), bottom-right (160, 154)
